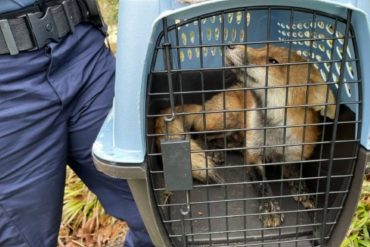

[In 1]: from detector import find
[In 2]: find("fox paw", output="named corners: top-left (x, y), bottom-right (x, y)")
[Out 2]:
top-left (289, 181), bottom-right (315, 209)
top-left (294, 195), bottom-right (315, 209)
top-left (210, 151), bottom-right (225, 165)
top-left (259, 201), bottom-right (284, 228)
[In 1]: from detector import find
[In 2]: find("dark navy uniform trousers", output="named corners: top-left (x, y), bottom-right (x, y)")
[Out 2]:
top-left (0, 24), bottom-right (153, 247)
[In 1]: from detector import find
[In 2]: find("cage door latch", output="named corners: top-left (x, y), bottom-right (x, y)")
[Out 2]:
top-left (160, 138), bottom-right (193, 191)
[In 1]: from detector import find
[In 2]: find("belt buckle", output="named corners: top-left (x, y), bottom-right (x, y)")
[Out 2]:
top-left (25, 7), bottom-right (60, 49)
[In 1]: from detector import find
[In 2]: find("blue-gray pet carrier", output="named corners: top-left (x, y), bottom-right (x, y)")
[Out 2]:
top-left (93, 0), bottom-right (370, 246)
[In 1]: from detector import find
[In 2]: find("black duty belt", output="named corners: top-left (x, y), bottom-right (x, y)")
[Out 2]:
top-left (0, 0), bottom-right (105, 55)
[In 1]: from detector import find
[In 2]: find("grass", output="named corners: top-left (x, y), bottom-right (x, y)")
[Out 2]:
top-left (341, 172), bottom-right (370, 247)
top-left (58, 168), bottom-right (127, 247)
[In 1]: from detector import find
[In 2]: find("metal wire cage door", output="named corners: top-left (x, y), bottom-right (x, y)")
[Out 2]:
top-left (146, 6), bottom-right (361, 247)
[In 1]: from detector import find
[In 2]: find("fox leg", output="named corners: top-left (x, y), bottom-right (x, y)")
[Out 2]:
top-left (282, 163), bottom-right (315, 209)
top-left (155, 104), bottom-right (222, 183)
top-left (246, 134), bottom-right (284, 227)
top-left (246, 155), bottom-right (284, 228)
top-left (190, 140), bottom-right (223, 183)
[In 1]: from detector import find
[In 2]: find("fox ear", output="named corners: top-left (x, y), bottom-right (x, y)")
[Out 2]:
top-left (308, 70), bottom-right (336, 119)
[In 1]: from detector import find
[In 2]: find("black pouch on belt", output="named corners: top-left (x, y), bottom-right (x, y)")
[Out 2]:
top-left (0, 0), bottom-right (107, 55)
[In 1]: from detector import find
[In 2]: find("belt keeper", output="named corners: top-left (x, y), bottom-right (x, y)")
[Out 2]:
top-left (0, 19), bottom-right (19, 55)
top-left (62, 0), bottom-right (75, 33)
top-left (76, 0), bottom-right (90, 22)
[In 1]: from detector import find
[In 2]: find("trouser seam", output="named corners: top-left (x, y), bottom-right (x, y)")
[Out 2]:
top-left (0, 203), bottom-right (33, 247)
top-left (45, 46), bottom-right (64, 109)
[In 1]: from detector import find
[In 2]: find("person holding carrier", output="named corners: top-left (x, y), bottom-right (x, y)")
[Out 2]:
top-left (0, 0), bottom-right (153, 246)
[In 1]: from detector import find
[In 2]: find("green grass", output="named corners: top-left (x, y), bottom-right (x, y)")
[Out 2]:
top-left (341, 180), bottom-right (370, 247)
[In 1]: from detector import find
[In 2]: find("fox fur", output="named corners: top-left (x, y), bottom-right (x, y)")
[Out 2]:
top-left (155, 86), bottom-right (261, 183)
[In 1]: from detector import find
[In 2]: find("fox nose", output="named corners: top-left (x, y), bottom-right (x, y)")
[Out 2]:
top-left (227, 45), bottom-right (236, 50)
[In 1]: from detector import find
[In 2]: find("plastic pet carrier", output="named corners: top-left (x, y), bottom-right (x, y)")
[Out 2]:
top-left (93, 0), bottom-right (370, 246)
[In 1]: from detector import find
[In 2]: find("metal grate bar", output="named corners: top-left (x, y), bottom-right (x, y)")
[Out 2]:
top-left (242, 7), bottom-right (249, 244)
top-left (156, 36), bottom-right (355, 49)
top-left (319, 9), bottom-right (353, 245)
top-left (279, 8), bottom-right (295, 247)
top-left (157, 191), bottom-right (349, 207)
top-left (147, 121), bottom-right (361, 137)
top-left (152, 58), bottom-right (359, 73)
top-left (162, 207), bottom-right (342, 223)
top-left (169, 6), bottom-right (348, 26)
top-left (147, 79), bottom-right (360, 96)
top-left (221, 10), bottom-right (231, 244)
top-left (168, 221), bottom-right (336, 237)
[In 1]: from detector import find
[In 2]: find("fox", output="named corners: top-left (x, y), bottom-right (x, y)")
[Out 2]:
top-left (224, 45), bottom-right (336, 226)
top-left (154, 45), bottom-right (336, 227)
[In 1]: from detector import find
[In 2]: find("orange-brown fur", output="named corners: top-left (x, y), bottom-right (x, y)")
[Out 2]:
top-left (155, 87), bottom-right (261, 183)
top-left (225, 45), bottom-right (336, 163)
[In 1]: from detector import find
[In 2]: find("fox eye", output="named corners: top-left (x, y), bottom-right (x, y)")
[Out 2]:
top-left (268, 57), bottom-right (279, 64)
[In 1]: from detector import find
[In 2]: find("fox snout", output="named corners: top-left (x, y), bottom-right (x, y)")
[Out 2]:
top-left (225, 45), bottom-right (246, 66)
